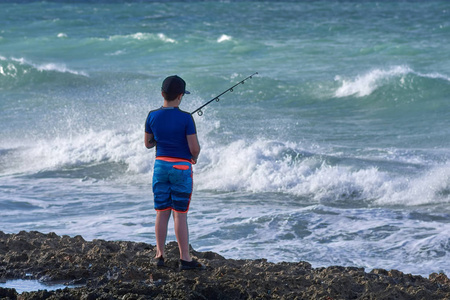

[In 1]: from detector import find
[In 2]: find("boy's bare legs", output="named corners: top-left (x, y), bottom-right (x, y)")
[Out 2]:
top-left (173, 211), bottom-right (191, 261)
top-left (155, 210), bottom-right (171, 258)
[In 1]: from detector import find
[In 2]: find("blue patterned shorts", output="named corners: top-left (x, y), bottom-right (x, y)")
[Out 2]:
top-left (152, 158), bottom-right (193, 213)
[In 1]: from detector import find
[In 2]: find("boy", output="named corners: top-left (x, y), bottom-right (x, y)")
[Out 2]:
top-left (145, 75), bottom-right (203, 270)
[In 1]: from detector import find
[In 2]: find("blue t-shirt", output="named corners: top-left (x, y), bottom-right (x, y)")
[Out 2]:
top-left (145, 107), bottom-right (197, 160)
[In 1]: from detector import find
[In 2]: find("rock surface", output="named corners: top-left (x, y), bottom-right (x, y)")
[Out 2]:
top-left (0, 231), bottom-right (449, 299)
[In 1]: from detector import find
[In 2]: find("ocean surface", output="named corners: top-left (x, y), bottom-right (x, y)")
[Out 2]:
top-left (1, 1), bottom-right (449, 278)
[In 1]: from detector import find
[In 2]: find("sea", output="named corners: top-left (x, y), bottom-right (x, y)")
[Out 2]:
top-left (1, 1), bottom-right (449, 278)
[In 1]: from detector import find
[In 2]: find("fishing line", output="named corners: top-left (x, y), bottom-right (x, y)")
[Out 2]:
top-left (191, 72), bottom-right (258, 116)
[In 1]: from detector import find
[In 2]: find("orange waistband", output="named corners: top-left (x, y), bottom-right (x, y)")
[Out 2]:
top-left (156, 156), bottom-right (192, 163)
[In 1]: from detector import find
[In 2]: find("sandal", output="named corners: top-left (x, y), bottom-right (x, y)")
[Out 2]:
top-left (179, 259), bottom-right (205, 270)
top-left (155, 256), bottom-right (164, 267)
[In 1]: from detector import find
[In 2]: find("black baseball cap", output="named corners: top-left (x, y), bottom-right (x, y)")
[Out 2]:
top-left (161, 75), bottom-right (190, 95)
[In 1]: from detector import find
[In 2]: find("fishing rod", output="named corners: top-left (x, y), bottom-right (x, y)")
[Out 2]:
top-left (191, 72), bottom-right (258, 116)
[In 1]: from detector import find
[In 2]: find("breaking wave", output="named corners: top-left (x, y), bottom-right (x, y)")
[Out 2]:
top-left (0, 56), bottom-right (88, 89)
top-left (334, 65), bottom-right (450, 98)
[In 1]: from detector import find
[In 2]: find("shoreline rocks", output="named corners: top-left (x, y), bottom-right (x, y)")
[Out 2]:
top-left (0, 231), bottom-right (449, 299)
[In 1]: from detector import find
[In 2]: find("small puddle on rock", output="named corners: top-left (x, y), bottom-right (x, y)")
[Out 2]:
top-left (0, 279), bottom-right (85, 293)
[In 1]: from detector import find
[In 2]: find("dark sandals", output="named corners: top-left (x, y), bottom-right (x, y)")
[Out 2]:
top-left (155, 256), bottom-right (205, 270)
top-left (179, 259), bottom-right (205, 270)
top-left (155, 256), bottom-right (165, 267)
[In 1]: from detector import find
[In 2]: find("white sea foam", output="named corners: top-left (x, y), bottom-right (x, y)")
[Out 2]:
top-left (157, 33), bottom-right (176, 43)
top-left (108, 32), bottom-right (177, 43)
top-left (217, 34), bottom-right (232, 43)
top-left (106, 50), bottom-right (126, 56)
top-left (46, 130), bottom-right (146, 175)
top-left (4, 127), bottom-right (447, 208)
top-left (0, 65), bottom-right (16, 77)
top-left (416, 71), bottom-right (450, 82)
top-left (334, 65), bottom-right (450, 98)
top-left (191, 201), bottom-right (450, 276)
top-left (334, 66), bottom-right (412, 97)
top-left (37, 63), bottom-right (87, 76)
top-left (192, 138), bottom-right (449, 207)
top-left (9, 57), bottom-right (88, 76)
top-left (377, 164), bottom-right (450, 206)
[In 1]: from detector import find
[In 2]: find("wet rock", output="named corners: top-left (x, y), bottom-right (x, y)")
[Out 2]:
top-left (0, 231), bottom-right (449, 299)
top-left (0, 287), bottom-right (18, 299)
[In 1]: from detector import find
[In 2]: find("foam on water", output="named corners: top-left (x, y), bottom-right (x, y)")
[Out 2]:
top-left (3, 124), bottom-right (448, 209)
top-left (108, 32), bottom-right (177, 44)
top-left (334, 66), bottom-right (410, 98)
top-left (217, 34), bottom-right (232, 43)
top-left (377, 164), bottom-right (450, 206)
top-left (190, 200), bottom-right (450, 276)
top-left (9, 57), bottom-right (88, 77)
top-left (193, 138), bottom-right (449, 207)
top-left (334, 65), bottom-right (450, 98)
top-left (0, 56), bottom-right (89, 92)
top-left (1, 129), bottom-right (148, 179)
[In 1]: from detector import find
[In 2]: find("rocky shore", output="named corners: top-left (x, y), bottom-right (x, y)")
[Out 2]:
top-left (0, 231), bottom-right (449, 299)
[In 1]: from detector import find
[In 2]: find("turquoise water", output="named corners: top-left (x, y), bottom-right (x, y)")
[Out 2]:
top-left (1, 1), bottom-right (449, 277)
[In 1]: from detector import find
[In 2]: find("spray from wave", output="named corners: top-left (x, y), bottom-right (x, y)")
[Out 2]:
top-left (2, 121), bottom-right (448, 208)
top-left (3, 57), bottom-right (88, 77)
top-left (107, 32), bottom-right (177, 44)
top-left (0, 56), bottom-right (89, 91)
top-left (334, 65), bottom-right (450, 98)
top-left (194, 138), bottom-right (450, 207)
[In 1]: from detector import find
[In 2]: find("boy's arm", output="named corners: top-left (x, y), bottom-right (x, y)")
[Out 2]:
top-left (187, 134), bottom-right (200, 164)
top-left (145, 132), bottom-right (156, 149)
